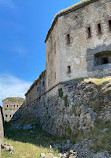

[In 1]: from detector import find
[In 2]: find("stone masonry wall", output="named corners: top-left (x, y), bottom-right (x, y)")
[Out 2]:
top-left (3, 98), bottom-right (24, 121)
top-left (21, 77), bottom-right (111, 136)
top-left (46, 0), bottom-right (111, 88)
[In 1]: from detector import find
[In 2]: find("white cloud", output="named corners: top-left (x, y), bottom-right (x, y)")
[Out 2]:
top-left (0, 74), bottom-right (32, 106)
top-left (0, 0), bottom-right (15, 9)
top-left (12, 46), bottom-right (27, 55)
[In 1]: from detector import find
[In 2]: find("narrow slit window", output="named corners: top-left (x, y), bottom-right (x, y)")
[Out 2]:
top-left (10, 115), bottom-right (11, 117)
top-left (67, 66), bottom-right (71, 73)
top-left (108, 20), bottom-right (111, 31)
top-left (7, 105), bottom-right (8, 107)
top-left (43, 81), bottom-right (44, 86)
top-left (97, 23), bottom-right (102, 35)
top-left (67, 34), bottom-right (70, 45)
top-left (87, 27), bottom-right (91, 38)
top-left (37, 87), bottom-right (39, 92)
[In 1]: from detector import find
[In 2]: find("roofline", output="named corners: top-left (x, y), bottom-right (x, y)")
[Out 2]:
top-left (2, 97), bottom-right (25, 102)
top-left (45, 0), bottom-right (99, 43)
top-left (25, 70), bottom-right (46, 96)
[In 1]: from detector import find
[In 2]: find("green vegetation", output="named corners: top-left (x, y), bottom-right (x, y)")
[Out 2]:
top-left (70, 118), bottom-right (111, 152)
top-left (58, 88), bottom-right (63, 98)
top-left (2, 121), bottom-right (60, 158)
top-left (66, 127), bottom-right (72, 135)
top-left (3, 97), bottom-right (25, 102)
top-left (64, 95), bottom-right (69, 107)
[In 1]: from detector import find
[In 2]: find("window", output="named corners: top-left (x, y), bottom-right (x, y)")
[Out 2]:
top-left (43, 81), bottom-right (44, 86)
top-left (37, 87), bottom-right (39, 92)
top-left (101, 57), bottom-right (108, 64)
top-left (97, 23), bottom-right (102, 35)
top-left (67, 66), bottom-right (71, 73)
top-left (7, 105), bottom-right (8, 108)
top-left (10, 115), bottom-right (11, 117)
top-left (14, 105), bottom-right (15, 108)
top-left (17, 105), bottom-right (18, 108)
top-left (87, 27), bottom-right (91, 38)
top-left (5, 115), bottom-right (7, 117)
top-left (94, 51), bottom-right (111, 66)
top-left (66, 34), bottom-right (70, 45)
top-left (108, 20), bottom-right (111, 31)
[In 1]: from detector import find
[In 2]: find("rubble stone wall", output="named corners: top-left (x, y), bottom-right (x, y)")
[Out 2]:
top-left (21, 78), bottom-right (111, 136)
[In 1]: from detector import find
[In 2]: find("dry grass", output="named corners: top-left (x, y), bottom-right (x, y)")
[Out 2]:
top-left (83, 76), bottom-right (111, 86)
top-left (2, 138), bottom-right (52, 158)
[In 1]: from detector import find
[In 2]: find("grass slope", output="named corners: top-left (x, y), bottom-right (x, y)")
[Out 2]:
top-left (2, 122), bottom-right (59, 158)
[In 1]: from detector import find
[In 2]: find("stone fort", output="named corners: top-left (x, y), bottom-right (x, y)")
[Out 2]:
top-left (21, 0), bottom-right (111, 136)
top-left (2, 97), bottom-right (25, 121)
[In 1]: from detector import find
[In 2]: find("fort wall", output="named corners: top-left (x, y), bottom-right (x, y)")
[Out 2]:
top-left (2, 98), bottom-right (25, 121)
top-left (21, 0), bottom-right (111, 136)
top-left (46, 0), bottom-right (111, 88)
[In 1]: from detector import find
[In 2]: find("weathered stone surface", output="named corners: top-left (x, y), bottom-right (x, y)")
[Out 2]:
top-left (2, 97), bottom-right (24, 121)
top-left (41, 153), bottom-right (45, 158)
top-left (45, 153), bottom-right (54, 158)
top-left (1, 142), bottom-right (14, 153)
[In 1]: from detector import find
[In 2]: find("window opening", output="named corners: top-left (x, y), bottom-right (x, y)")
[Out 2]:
top-left (37, 87), bottom-right (39, 92)
top-left (94, 51), bottom-right (111, 66)
top-left (87, 27), bottom-right (91, 38)
top-left (97, 23), bottom-right (102, 35)
top-left (67, 66), bottom-right (71, 73)
top-left (102, 57), bottom-right (108, 64)
top-left (67, 34), bottom-right (70, 45)
top-left (108, 20), bottom-right (111, 31)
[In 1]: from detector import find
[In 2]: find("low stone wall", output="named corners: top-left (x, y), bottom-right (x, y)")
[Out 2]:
top-left (21, 78), bottom-right (111, 136)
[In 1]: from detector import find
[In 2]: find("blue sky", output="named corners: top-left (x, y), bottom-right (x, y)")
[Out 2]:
top-left (0, 0), bottom-right (80, 105)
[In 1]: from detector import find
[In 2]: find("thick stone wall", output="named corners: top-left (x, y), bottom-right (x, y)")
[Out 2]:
top-left (46, 0), bottom-right (111, 89)
top-left (21, 78), bottom-right (111, 136)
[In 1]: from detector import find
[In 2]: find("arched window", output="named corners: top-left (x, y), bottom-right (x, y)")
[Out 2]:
top-left (94, 51), bottom-right (111, 66)
top-left (7, 105), bottom-right (8, 108)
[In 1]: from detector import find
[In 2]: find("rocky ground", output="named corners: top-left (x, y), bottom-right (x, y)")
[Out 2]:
top-left (40, 139), bottom-right (111, 158)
